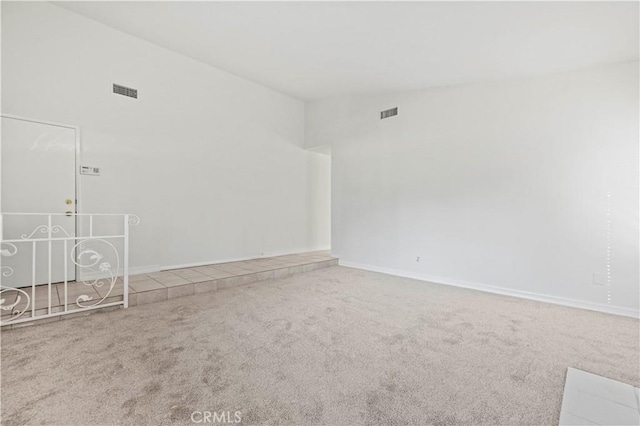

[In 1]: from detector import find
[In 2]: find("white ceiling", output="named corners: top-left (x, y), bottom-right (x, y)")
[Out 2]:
top-left (54, 1), bottom-right (639, 101)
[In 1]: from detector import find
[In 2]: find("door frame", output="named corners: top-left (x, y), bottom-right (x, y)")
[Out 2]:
top-left (0, 113), bottom-right (82, 281)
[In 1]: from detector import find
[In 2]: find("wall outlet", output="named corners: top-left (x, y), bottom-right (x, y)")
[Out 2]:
top-left (416, 256), bottom-right (420, 263)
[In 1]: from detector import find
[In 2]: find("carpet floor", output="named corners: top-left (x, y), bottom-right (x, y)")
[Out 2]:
top-left (1, 266), bottom-right (638, 425)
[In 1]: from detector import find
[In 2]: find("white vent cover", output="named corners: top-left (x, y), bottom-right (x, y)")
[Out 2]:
top-left (380, 107), bottom-right (398, 119)
top-left (113, 83), bottom-right (138, 99)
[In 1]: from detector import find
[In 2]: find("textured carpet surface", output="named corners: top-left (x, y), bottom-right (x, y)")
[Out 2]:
top-left (1, 266), bottom-right (638, 425)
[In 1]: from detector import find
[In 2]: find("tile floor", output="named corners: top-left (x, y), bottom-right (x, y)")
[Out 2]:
top-left (559, 367), bottom-right (640, 425)
top-left (1, 250), bottom-right (337, 328)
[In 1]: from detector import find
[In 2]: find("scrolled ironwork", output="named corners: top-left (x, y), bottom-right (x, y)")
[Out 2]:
top-left (0, 286), bottom-right (31, 321)
top-left (71, 239), bottom-right (119, 308)
top-left (127, 215), bottom-right (141, 227)
top-left (0, 242), bottom-right (18, 257)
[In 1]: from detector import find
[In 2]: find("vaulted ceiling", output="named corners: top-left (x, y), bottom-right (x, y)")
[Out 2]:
top-left (55, 1), bottom-right (639, 101)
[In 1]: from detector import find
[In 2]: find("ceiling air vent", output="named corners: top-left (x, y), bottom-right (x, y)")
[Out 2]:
top-left (113, 83), bottom-right (138, 99)
top-left (380, 107), bottom-right (398, 119)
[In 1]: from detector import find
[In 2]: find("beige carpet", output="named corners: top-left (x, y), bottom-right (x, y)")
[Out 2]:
top-left (1, 266), bottom-right (638, 425)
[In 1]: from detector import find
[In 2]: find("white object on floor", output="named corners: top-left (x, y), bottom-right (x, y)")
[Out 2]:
top-left (559, 367), bottom-right (640, 425)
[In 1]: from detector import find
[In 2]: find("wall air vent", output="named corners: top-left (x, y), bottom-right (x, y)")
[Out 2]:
top-left (380, 107), bottom-right (398, 119)
top-left (113, 83), bottom-right (138, 99)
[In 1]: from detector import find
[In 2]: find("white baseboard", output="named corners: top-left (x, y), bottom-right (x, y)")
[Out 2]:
top-left (79, 264), bottom-right (160, 280)
top-left (128, 265), bottom-right (162, 276)
top-left (161, 247), bottom-right (331, 271)
top-left (339, 260), bottom-right (640, 319)
top-left (80, 248), bottom-right (331, 280)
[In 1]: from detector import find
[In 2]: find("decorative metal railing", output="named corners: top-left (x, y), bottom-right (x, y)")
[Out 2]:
top-left (0, 213), bottom-right (139, 326)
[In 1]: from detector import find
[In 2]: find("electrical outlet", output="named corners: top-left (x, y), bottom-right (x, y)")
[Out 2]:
top-left (416, 256), bottom-right (420, 263)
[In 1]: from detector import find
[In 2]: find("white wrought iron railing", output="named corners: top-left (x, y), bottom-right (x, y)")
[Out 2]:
top-left (0, 213), bottom-right (139, 326)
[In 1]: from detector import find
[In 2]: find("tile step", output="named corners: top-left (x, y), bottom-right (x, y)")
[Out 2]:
top-left (2, 256), bottom-right (338, 329)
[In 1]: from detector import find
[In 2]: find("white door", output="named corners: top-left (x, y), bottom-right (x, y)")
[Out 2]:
top-left (1, 116), bottom-right (77, 288)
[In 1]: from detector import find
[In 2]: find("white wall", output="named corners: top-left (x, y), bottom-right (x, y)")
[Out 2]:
top-left (306, 62), bottom-right (639, 316)
top-left (1, 1), bottom-right (330, 272)
top-left (306, 151), bottom-right (331, 250)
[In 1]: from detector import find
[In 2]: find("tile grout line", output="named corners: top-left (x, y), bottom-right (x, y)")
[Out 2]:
top-left (4, 254), bottom-right (337, 329)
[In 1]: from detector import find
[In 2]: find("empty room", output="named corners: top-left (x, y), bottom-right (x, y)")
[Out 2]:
top-left (0, 1), bottom-right (638, 425)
